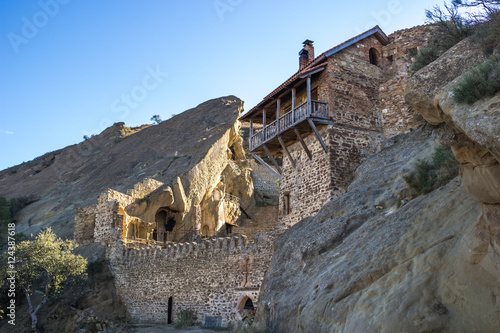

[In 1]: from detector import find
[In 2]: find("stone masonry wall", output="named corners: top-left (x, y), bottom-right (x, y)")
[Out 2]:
top-left (329, 125), bottom-right (382, 193)
top-left (249, 160), bottom-right (279, 197)
top-left (320, 35), bottom-right (385, 132)
top-left (74, 206), bottom-right (96, 245)
top-left (107, 232), bottom-right (275, 326)
top-left (380, 25), bottom-right (437, 138)
top-left (279, 126), bottom-right (332, 228)
top-left (76, 178), bottom-right (166, 245)
top-left (279, 125), bottom-right (382, 228)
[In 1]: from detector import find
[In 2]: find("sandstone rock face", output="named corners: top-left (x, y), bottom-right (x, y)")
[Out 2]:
top-left (405, 38), bottom-right (500, 204)
top-left (254, 129), bottom-right (500, 332)
top-left (0, 96), bottom-right (247, 238)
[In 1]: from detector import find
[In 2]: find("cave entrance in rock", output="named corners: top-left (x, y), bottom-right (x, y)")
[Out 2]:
top-left (155, 208), bottom-right (177, 243)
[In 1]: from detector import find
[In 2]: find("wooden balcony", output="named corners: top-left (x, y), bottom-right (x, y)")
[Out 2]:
top-left (249, 100), bottom-right (329, 154)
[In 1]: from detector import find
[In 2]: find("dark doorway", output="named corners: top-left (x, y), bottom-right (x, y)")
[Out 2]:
top-left (155, 209), bottom-right (176, 242)
top-left (225, 223), bottom-right (233, 235)
top-left (165, 217), bottom-right (176, 232)
top-left (243, 298), bottom-right (254, 311)
top-left (168, 296), bottom-right (173, 324)
top-left (369, 48), bottom-right (378, 65)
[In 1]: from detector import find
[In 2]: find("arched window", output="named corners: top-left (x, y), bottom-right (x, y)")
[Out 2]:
top-left (202, 225), bottom-right (209, 237)
top-left (369, 48), bottom-right (379, 66)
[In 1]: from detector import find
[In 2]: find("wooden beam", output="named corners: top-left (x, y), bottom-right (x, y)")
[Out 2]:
top-left (276, 98), bottom-right (281, 132)
top-left (312, 118), bottom-right (334, 125)
top-left (292, 87), bottom-right (296, 123)
top-left (294, 128), bottom-right (312, 160)
top-left (308, 119), bottom-right (328, 153)
top-left (306, 76), bottom-right (312, 115)
top-left (249, 119), bottom-right (253, 151)
top-left (251, 154), bottom-right (281, 179)
top-left (299, 66), bottom-right (326, 78)
top-left (262, 144), bottom-right (282, 175)
top-left (262, 109), bottom-right (266, 127)
top-left (278, 136), bottom-right (296, 168)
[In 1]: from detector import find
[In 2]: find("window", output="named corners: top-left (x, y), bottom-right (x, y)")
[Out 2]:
top-left (284, 193), bottom-right (291, 215)
top-left (369, 48), bottom-right (379, 66)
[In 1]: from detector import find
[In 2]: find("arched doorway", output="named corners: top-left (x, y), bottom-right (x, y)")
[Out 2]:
top-left (243, 298), bottom-right (254, 311)
top-left (155, 208), bottom-right (177, 243)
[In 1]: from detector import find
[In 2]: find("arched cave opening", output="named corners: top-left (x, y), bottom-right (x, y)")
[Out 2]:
top-left (155, 208), bottom-right (177, 242)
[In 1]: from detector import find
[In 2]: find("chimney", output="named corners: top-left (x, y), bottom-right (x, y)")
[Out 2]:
top-left (299, 39), bottom-right (314, 70)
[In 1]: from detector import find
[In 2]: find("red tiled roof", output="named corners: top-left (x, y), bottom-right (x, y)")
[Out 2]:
top-left (240, 26), bottom-right (389, 121)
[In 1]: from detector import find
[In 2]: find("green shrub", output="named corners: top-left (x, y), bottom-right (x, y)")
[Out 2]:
top-left (412, 34), bottom-right (462, 71)
top-left (174, 309), bottom-right (197, 328)
top-left (452, 55), bottom-right (500, 104)
top-left (471, 9), bottom-right (500, 55)
top-left (404, 146), bottom-right (459, 196)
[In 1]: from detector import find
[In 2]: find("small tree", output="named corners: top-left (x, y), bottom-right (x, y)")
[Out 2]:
top-left (150, 114), bottom-right (163, 124)
top-left (0, 228), bottom-right (87, 332)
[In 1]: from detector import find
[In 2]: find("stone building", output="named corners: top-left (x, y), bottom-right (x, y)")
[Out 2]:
top-left (74, 26), bottom-right (435, 328)
top-left (239, 25), bottom-right (434, 227)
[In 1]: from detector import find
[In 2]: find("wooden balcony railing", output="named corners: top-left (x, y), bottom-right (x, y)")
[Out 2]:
top-left (250, 100), bottom-right (329, 151)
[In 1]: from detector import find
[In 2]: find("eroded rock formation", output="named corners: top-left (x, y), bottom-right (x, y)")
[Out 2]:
top-left (254, 128), bottom-right (499, 332)
top-left (0, 96), bottom-right (251, 240)
top-left (73, 96), bottom-right (254, 244)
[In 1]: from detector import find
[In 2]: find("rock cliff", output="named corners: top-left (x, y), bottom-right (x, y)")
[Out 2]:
top-left (0, 96), bottom-right (249, 239)
top-left (254, 127), bottom-right (499, 332)
top-left (405, 38), bottom-right (500, 204)
top-left (253, 36), bottom-right (500, 332)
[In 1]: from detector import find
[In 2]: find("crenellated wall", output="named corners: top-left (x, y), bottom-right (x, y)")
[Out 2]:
top-left (106, 232), bottom-right (275, 326)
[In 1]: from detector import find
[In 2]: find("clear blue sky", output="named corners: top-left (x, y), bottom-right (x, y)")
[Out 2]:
top-left (0, 0), bottom-right (440, 170)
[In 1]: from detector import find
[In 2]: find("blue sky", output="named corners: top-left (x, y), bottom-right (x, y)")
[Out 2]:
top-left (0, 0), bottom-right (441, 170)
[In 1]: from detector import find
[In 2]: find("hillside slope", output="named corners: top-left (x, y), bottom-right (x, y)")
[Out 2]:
top-left (0, 96), bottom-right (243, 238)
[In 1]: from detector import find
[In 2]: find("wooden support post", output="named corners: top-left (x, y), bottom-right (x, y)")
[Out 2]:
top-left (263, 144), bottom-right (282, 175)
top-left (251, 154), bottom-right (281, 179)
top-left (262, 110), bottom-right (266, 127)
top-left (276, 98), bottom-right (281, 132)
top-left (249, 119), bottom-right (253, 150)
top-left (278, 136), bottom-right (296, 168)
top-left (307, 76), bottom-right (312, 115)
top-left (292, 87), bottom-right (296, 123)
top-left (294, 128), bottom-right (312, 160)
top-left (308, 119), bottom-right (328, 153)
